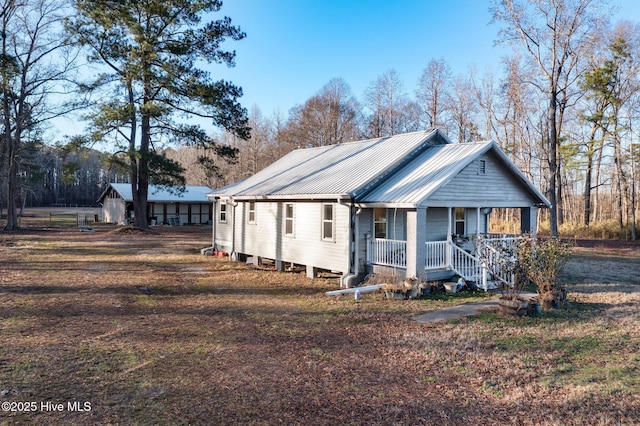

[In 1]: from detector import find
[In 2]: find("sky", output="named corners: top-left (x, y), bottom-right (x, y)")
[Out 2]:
top-left (52, 0), bottom-right (640, 140)
top-left (211, 0), bottom-right (640, 119)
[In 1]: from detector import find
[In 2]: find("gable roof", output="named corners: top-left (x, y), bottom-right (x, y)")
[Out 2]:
top-left (209, 129), bottom-right (450, 200)
top-left (360, 140), bottom-right (550, 207)
top-left (98, 183), bottom-right (213, 204)
top-left (209, 129), bottom-right (549, 208)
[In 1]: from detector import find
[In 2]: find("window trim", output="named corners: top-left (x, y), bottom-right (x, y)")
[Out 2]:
top-left (374, 208), bottom-right (387, 239)
top-left (219, 202), bottom-right (227, 224)
top-left (248, 201), bottom-right (256, 224)
top-left (321, 203), bottom-right (335, 241)
top-left (284, 203), bottom-right (294, 237)
top-left (454, 207), bottom-right (465, 236)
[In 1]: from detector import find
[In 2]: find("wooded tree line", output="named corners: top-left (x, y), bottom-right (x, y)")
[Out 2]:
top-left (1, 0), bottom-right (639, 238)
top-left (186, 0), bottom-right (640, 239)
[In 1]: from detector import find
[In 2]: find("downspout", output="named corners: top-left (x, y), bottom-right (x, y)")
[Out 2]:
top-left (339, 197), bottom-right (360, 288)
top-left (230, 198), bottom-right (237, 260)
top-left (212, 198), bottom-right (217, 250)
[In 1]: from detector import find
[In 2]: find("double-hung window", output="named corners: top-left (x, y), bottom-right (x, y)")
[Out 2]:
top-left (322, 203), bottom-right (334, 240)
top-left (248, 201), bottom-right (256, 224)
top-left (284, 203), bottom-right (294, 236)
top-left (455, 208), bottom-right (465, 236)
top-left (374, 208), bottom-right (387, 239)
top-left (219, 202), bottom-right (227, 223)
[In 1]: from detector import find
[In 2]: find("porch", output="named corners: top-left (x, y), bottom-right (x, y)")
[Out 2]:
top-left (366, 234), bottom-right (520, 291)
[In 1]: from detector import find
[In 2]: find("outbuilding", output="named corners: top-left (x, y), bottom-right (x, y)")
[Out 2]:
top-left (98, 183), bottom-right (213, 225)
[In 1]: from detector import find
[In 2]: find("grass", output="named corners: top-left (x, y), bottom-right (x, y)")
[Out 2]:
top-left (0, 225), bottom-right (639, 424)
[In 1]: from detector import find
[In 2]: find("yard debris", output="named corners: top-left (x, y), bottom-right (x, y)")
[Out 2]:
top-left (1, 389), bottom-right (9, 397)
top-left (382, 277), bottom-right (421, 300)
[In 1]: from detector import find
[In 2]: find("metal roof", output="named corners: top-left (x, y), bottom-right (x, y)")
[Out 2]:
top-left (360, 141), bottom-right (549, 207)
top-left (360, 142), bottom-right (491, 204)
top-left (99, 183), bottom-right (213, 203)
top-left (208, 130), bottom-right (549, 208)
top-left (209, 129), bottom-right (450, 199)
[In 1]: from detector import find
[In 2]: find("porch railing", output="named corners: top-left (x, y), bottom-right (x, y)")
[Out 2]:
top-left (450, 243), bottom-right (483, 283)
top-left (367, 238), bottom-right (406, 268)
top-left (425, 241), bottom-right (448, 269)
top-left (366, 235), bottom-right (520, 291)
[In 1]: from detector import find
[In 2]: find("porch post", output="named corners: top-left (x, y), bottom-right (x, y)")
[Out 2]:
top-left (446, 207), bottom-right (452, 268)
top-left (406, 208), bottom-right (427, 281)
top-left (521, 206), bottom-right (538, 236)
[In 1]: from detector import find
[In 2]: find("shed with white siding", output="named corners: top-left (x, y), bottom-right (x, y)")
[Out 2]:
top-left (208, 129), bottom-right (549, 288)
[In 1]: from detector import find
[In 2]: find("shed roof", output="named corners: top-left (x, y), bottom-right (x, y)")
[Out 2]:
top-left (98, 183), bottom-right (213, 203)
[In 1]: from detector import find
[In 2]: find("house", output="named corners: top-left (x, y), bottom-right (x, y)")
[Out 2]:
top-left (207, 129), bottom-right (550, 288)
top-left (98, 183), bottom-right (213, 225)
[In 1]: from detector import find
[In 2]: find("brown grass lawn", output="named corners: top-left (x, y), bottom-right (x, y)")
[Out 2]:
top-left (0, 225), bottom-right (639, 425)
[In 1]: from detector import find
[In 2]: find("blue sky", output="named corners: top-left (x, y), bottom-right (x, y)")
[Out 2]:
top-left (213, 0), bottom-right (640, 118)
top-left (52, 0), bottom-right (640, 140)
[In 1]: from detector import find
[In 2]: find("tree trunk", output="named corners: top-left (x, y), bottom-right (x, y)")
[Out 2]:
top-left (583, 124), bottom-right (598, 226)
top-left (548, 92), bottom-right (559, 237)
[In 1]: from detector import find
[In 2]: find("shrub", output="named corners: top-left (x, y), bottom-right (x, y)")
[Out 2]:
top-left (517, 236), bottom-right (573, 304)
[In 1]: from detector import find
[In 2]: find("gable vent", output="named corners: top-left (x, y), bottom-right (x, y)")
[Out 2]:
top-left (478, 159), bottom-right (486, 175)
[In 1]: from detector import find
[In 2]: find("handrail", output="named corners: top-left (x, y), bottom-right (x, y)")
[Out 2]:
top-left (449, 244), bottom-right (482, 282)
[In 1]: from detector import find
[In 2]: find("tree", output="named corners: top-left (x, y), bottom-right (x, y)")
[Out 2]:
top-left (283, 78), bottom-right (360, 148)
top-left (415, 57), bottom-right (451, 129)
top-left (0, 0), bottom-right (77, 230)
top-left (67, 0), bottom-right (249, 229)
top-left (492, 0), bottom-right (605, 236)
top-left (364, 69), bottom-right (410, 138)
top-left (447, 75), bottom-right (480, 143)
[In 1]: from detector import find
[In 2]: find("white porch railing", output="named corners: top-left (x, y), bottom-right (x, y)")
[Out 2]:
top-left (449, 244), bottom-right (483, 283)
top-left (479, 243), bottom-right (515, 287)
top-left (366, 235), bottom-right (521, 291)
top-left (367, 238), bottom-right (407, 268)
top-left (425, 241), bottom-right (448, 269)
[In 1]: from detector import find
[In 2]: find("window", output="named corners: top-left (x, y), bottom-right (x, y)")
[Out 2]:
top-left (455, 208), bottom-right (465, 236)
top-left (284, 203), bottom-right (294, 236)
top-left (248, 201), bottom-right (256, 224)
top-left (374, 208), bottom-right (387, 239)
top-left (219, 202), bottom-right (227, 223)
top-left (478, 159), bottom-right (487, 175)
top-left (322, 203), bottom-right (334, 240)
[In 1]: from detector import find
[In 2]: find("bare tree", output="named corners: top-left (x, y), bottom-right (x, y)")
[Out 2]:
top-left (283, 78), bottom-right (360, 148)
top-left (448, 75), bottom-right (480, 143)
top-left (0, 0), bottom-right (78, 230)
top-left (416, 58), bottom-right (451, 129)
top-left (364, 69), bottom-right (409, 138)
top-left (492, 0), bottom-right (606, 236)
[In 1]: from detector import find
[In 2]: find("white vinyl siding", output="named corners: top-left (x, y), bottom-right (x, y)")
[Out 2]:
top-left (231, 201), bottom-right (350, 274)
top-left (428, 152), bottom-right (535, 207)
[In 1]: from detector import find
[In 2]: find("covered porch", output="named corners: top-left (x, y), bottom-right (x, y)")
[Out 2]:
top-left (364, 206), bottom-right (536, 291)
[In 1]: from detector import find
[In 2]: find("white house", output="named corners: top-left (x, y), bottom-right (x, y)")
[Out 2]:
top-left (207, 129), bottom-right (550, 288)
top-left (98, 183), bottom-right (213, 225)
